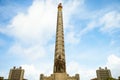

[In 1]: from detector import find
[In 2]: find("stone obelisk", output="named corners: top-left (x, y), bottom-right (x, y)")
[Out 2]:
top-left (53, 3), bottom-right (66, 73)
top-left (40, 3), bottom-right (80, 80)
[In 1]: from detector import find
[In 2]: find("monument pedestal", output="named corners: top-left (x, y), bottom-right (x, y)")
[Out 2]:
top-left (40, 73), bottom-right (79, 80)
top-left (54, 73), bottom-right (67, 80)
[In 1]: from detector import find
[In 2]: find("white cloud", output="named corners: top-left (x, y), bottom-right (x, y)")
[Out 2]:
top-left (21, 63), bottom-right (53, 80)
top-left (67, 61), bottom-right (96, 80)
top-left (21, 64), bottom-right (39, 80)
top-left (8, 43), bottom-right (46, 60)
top-left (79, 21), bottom-right (97, 36)
top-left (99, 11), bottom-right (120, 33)
top-left (0, 0), bottom-right (82, 45)
top-left (66, 31), bottom-right (80, 44)
top-left (76, 10), bottom-right (120, 38)
top-left (5, 0), bottom-right (57, 45)
top-left (106, 54), bottom-right (120, 78)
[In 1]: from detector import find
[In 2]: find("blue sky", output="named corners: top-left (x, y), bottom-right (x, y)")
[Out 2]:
top-left (0, 0), bottom-right (120, 80)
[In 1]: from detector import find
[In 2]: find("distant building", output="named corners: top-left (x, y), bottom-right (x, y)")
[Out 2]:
top-left (0, 77), bottom-right (4, 80)
top-left (96, 67), bottom-right (112, 80)
top-left (8, 66), bottom-right (24, 80)
top-left (118, 76), bottom-right (120, 80)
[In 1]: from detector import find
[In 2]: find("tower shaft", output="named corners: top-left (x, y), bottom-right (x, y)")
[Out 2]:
top-left (40, 3), bottom-right (80, 80)
top-left (54, 3), bottom-right (66, 73)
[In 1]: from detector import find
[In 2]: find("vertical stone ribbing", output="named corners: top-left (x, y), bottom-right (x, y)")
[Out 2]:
top-left (53, 3), bottom-right (66, 73)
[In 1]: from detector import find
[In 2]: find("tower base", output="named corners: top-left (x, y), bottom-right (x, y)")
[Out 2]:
top-left (40, 73), bottom-right (79, 80)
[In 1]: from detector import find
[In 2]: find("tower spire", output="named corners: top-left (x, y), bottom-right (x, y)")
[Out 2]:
top-left (53, 3), bottom-right (66, 73)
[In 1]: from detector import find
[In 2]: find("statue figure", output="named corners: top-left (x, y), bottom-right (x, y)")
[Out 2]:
top-left (55, 55), bottom-right (65, 72)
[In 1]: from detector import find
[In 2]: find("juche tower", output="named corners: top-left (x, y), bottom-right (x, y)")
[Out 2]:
top-left (40, 3), bottom-right (80, 80)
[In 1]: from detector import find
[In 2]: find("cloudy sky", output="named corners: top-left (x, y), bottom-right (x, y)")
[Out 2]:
top-left (0, 0), bottom-right (120, 80)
